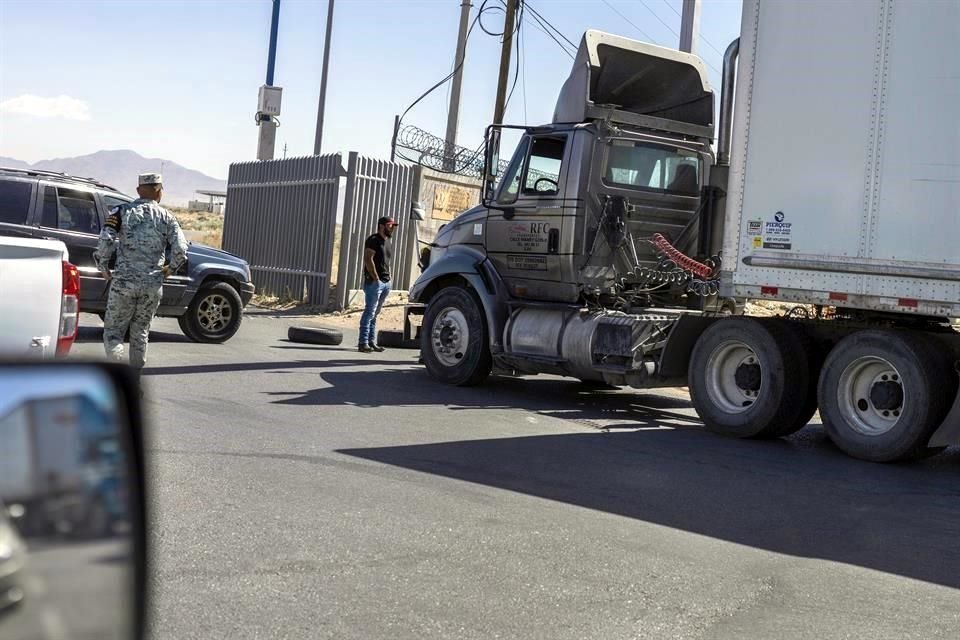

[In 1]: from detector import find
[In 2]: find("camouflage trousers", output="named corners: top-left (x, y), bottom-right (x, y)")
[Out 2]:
top-left (103, 280), bottom-right (163, 370)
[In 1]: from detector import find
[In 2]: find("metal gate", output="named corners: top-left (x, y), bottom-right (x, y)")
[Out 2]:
top-left (222, 154), bottom-right (341, 306)
top-left (335, 152), bottom-right (418, 309)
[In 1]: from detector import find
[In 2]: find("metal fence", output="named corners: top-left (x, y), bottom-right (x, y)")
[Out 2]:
top-left (335, 152), bottom-right (418, 309)
top-left (223, 154), bottom-right (341, 306)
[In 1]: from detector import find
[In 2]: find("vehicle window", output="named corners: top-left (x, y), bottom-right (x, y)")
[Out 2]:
top-left (0, 179), bottom-right (33, 224)
top-left (604, 141), bottom-right (700, 196)
top-left (495, 137), bottom-right (531, 205)
top-left (522, 136), bottom-right (565, 196)
top-left (40, 186), bottom-right (101, 234)
top-left (102, 194), bottom-right (130, 212)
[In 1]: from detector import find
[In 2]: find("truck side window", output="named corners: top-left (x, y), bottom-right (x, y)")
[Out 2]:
top-left (0, 179), bottom-right (32, 224)
top-left (496, 137), bottom-right (531, 205)
top-left (41, 187), bottom-right (101, 234)
top-left (522, 136), bottom-right (566, 196)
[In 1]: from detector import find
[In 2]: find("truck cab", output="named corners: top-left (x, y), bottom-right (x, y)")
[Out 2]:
top-left (412, 30), bottom-right (722, 386)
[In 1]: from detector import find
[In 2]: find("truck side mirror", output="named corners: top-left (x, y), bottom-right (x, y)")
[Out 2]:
top-left (482, 126), bottom-right (502, 206)
top-left (0, 362), bottom-right (146, 640)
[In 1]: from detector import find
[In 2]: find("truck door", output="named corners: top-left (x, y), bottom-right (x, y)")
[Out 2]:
top-left (485, 132), bottom-right (578, 302)
top-left (36, 184), bottom-right (109, 307)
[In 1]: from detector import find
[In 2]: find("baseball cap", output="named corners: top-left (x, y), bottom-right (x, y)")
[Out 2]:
top-left (139, 172), bottom-right (163, 185)
top-left (378, 216), bottom-right (398, 227)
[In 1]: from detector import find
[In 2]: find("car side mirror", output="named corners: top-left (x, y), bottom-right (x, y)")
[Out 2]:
top-left (0, 362), bottom-right (146, 640)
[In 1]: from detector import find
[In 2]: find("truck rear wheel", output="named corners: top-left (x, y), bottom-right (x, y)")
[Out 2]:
top-left (421, 286), bottom-right (491, 386)
top-left (817, 330), bottom-right (953, 462)
top-left (689, 317), bottom-right (812, 439)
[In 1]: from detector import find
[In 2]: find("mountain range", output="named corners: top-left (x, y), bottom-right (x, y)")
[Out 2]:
top-left (0, 150), bottom-right (226, 207)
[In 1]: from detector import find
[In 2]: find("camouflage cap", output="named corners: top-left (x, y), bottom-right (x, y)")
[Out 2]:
top-left (138, 172), bottom-right (163, 186)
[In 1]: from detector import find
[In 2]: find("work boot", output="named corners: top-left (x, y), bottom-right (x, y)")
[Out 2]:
top-left (370, 344), bottom-right (385, 352)
top-left (358, 344), bottom-right (373, 353)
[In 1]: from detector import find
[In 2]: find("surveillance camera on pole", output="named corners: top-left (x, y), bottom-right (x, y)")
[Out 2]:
top-left (257, 84), bottom-right (282, 161)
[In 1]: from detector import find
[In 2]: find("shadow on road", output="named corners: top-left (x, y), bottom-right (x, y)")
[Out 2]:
top-left (267, 366), bottom-right (700, 429)
top-left (339, 427), bottom-right (960, 590)
top-left (260, 366), bottom-right (960, 589)
top-left (143, 359), bottom-right (398, 376)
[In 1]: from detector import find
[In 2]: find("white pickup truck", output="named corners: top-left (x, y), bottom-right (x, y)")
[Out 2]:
top-left (0, 236), bottom-right (80, 357)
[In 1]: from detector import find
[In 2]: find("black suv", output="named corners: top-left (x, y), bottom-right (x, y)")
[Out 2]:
top-left (0, 167), bottom-right (255, 342)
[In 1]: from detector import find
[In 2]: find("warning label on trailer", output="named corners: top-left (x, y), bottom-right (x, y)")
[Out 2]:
top-left (762, 211), bottom-right (792, 250)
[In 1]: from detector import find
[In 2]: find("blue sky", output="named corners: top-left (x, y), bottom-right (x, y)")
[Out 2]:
top-left (0, 0), bottom-right (742, 179)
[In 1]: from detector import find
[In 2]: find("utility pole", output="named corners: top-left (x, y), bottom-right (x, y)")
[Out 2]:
top-left (313, 0), bottom-right (336, 155)
top-left (257, 0), bottom-right (283, 161)
top-left (492, 0), bottom-right (518, 125)
top-left (443, 0), bottom-right (472, 169)
top-left (679, 0), bottom-right (701, 54)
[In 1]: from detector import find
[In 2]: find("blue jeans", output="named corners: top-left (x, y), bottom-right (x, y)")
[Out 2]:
top-left (359, 279), bottom-right (391, 346)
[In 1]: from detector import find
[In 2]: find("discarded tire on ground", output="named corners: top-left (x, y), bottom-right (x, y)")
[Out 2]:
top-left (287, 326), bottom-right (343, 346)
top-left (377, 329), bottom-right (418, 350)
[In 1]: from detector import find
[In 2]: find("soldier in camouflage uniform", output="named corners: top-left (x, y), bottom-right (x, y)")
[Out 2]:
top-left (95, 173), bottom-right (187, 370)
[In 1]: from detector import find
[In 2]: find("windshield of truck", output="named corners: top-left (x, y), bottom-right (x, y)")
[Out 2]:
top-left (603, 141), bottom-right (700, 196)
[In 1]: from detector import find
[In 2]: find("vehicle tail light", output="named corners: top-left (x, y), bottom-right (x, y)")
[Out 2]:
top-left (57, 261), bottom-right (80, 357)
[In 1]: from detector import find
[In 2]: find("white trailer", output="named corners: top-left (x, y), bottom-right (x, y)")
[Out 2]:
top-left (723, 0), bottom-right (959, 318)
top-left (0, 400), bottom-right (85, 510)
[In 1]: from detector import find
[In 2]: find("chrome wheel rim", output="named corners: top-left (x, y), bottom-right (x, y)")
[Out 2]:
top-left (837, 356), bottom-right (904, 436)
top-left (198, 294), bottom-right (232, 332)
top-left (431, 307), bottom-right (469, 367)
top-left (705, 340), bottom-right (762, 414)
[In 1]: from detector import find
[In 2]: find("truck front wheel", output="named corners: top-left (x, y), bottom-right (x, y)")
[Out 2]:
top-left (817, 330), bottom-right (953, 462)
top-left (689, 317), bottom-right (813, 438)
top-left (421, 286), bottom-right (491, 386)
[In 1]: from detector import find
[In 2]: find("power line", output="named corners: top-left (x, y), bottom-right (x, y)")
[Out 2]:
top-left (522, 1), bottom-right (577, 51)
top-left (602, 0), bottom-right (720, 76)
top-left (524, 8), bottom-right (575, 58)
top-left (600, 0), bottom-right (662, 45)
top-left (661, 0), bottom-right (726, 58)
top-left (398, 0), bottom-right (506, 125)
top-left (503, 1), bottom-right (525, 114)
top-left (661, 0), bottom-right (681, 18)
top-left (638, 0), bottom-right (680, 39)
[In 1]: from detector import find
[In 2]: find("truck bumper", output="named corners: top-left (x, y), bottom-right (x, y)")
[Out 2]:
top-left (928, 384), bottom-right (960, 447)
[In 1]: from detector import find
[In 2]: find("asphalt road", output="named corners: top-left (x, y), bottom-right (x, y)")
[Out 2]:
top-left (68, 310), bottom-right (960, 640)
top-left (3, 537), bottom-right (133, 640)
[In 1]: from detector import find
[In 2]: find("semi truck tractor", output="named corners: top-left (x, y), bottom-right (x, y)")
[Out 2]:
top-left (410, 0), bottom-right (960, 462)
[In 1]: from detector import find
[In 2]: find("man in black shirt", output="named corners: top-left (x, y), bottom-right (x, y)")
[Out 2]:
top-left (358, 216), bottom-right (397, 352)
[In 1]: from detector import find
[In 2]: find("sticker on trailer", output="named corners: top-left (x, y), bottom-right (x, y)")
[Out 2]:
top-left (507, 254), bottom-right (548, 271)
top-left (762, 211), bottom-right (792, 250)
top-left (747, 219), bottom-right (763, 234)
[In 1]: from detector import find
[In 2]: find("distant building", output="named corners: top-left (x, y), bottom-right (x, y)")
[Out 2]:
top-left (188, 189), bottom-right (227, 214)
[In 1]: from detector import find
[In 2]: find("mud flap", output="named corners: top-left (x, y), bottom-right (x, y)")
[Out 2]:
top-left (928, 386), bottom-right (960, 447)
